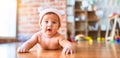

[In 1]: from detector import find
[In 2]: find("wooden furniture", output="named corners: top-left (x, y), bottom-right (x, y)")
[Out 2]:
top-left (0, 42), bottom-right (120, 58)
top-left (74, 0), bottom-right (100, 39)
top-left (105, 15), bottom-right (120, 41)
top-left (0, 37), bottom-right (18, 43)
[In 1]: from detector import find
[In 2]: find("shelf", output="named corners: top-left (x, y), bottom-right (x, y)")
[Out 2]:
top-left (88, 11), bottom-right (99, 21)
top-left (75, 10), bottom-right (99, 21)
top-left (75, 9), bottom-right (94, 12)
top-left (75, 28), bottom-right (99, 32)
top-left (75, 1), bottom-right (82, 9)
top-left (75, 0), bottom-right (82, 2)
top-left (75, 29), bottom-right (85, 31)
top-left (75, 20), bottom-right (98, 22)
top-left (75, 9), bottom-right (85, 12)
top-left (66, 0), bottom-right (101, 38)
top-left (75, 20), bottom-right (86, 23)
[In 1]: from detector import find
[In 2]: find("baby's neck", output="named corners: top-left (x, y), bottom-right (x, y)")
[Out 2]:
top-left (43, 32), bottom-right (58, 38)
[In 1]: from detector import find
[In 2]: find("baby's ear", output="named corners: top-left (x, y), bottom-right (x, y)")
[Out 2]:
top-left (39, 25), bottom-right (42, 31)
top-left (39, 23), bottom-right (42, 28)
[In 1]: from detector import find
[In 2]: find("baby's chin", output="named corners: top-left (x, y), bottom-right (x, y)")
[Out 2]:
top-left (45, 33), bottom-right (55, 37)
top-left (46, 31), bottom-right (53, 34)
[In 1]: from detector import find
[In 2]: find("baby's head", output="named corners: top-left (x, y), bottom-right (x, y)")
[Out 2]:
top-left (38, 7), bottom-right (62, 37)
top-left (38, 7), bottom-right (61, 28)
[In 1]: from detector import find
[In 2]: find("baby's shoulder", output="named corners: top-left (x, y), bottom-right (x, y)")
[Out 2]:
top-left (56, 33), bottom-right (65, 40)
top-left (33, 31), bottom-right (42, 37)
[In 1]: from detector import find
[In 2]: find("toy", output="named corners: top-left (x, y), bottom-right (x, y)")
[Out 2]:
top-left (106, 37), bottom-right (112, 41)
top-left (85, 36), bottom-right (93, 45)
top-left (88, 39), bottom-right (93, 45)
top-left (110, 40), bottom-right (115, 44)
top-left (105, 13), bottom-right (120, 42)
top-left (85, 36), bottom-right (92, 41)
top-left (115, 35), bottom-right (120, 39)
top-left (75, 36), bottom-right (81, 41)
top-left (67, 30), bottom-right (75, 42)
top-left (75, 34), bottom-right (85, 41)
top-left (115, 35), bottom-right (120, 44)
top-left (97, 37), bottom-right (105, 43)
top-left (116, 39), bottom-right (120, 44)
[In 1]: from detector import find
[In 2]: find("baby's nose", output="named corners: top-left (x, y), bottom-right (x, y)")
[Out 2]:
top-left (48, 22), bottom-right (52, 26)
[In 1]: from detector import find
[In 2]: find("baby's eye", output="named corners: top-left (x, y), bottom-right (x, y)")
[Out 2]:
top-left (45, 21), bottom-right (48, 23)
top-left (52, 21), bottom-right (56, 24)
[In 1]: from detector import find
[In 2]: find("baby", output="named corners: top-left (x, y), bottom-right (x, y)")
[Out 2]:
top-left (17, 8), bottom-right (76, 54)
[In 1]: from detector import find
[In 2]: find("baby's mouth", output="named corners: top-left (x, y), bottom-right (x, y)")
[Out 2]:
top-left (47, 29), bottom-right (52, 32)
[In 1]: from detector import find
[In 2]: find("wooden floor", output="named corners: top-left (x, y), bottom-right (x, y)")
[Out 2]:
top-left (0, 41), bottom-right (120, 58)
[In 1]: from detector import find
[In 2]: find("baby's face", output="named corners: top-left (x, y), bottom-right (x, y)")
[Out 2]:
top-left (41, 13), bottom-right (60, 37)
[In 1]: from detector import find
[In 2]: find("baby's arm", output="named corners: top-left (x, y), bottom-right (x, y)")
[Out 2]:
top-left (17, 33), bottom-right (38, 53)
top-left (59, 36), bottom-right (76, 54)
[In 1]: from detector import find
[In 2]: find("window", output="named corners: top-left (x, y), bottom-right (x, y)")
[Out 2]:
top-left (0, 0), bottom-right (17, 38)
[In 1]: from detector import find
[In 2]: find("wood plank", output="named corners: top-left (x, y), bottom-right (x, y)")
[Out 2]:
top-left (0, 41), bottom-right (120, 58)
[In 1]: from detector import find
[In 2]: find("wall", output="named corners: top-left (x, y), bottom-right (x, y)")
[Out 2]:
top-left (94, 0), bottom-right (120, 30)
top-left (18, 0), bottom-right (67, 41)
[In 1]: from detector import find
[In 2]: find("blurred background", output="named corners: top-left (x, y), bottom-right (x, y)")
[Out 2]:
top-left (0, 0), bottom-right (67, 43)
top-left (0, 0), bottom-right (120, 43)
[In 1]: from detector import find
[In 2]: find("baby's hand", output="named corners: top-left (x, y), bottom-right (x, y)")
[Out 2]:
top-left (17, 46), bottom-right (29, 53)
top-left (62, 45), bottom-right (76, 54)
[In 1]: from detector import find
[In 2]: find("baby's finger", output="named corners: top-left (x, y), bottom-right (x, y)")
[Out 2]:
top-left (62, 48), bottom-right (66, 54)
top-left (70, 50), bottom-right (73, 54)
top-left (17, 48), bottom-right (21, 52)
top-left (65, 49), bottom-right (70, 54)
top-left (62, 47), bottom-right (67, 54)
top-left (18, 49), bottom-right (23, 53)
